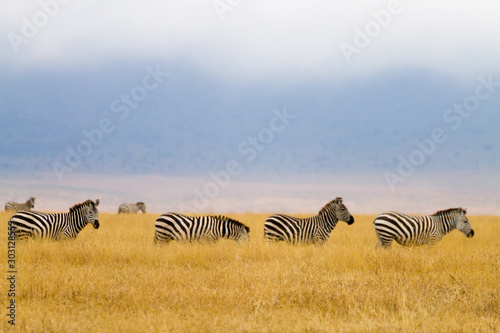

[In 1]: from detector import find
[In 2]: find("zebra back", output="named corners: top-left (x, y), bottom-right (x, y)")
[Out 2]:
top-left (264, 197), bottom-right (355, 245)
top-left (5, 197), bottom-right (36, 212)
top-left (154, 213), bottom-right (250, 244)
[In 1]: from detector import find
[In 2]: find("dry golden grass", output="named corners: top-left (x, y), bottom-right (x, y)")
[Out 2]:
top-left (1, 211), bottom-right (499, 332)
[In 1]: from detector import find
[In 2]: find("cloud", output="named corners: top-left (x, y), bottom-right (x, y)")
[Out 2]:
top-left (2, 0), bottom-right (500, 81)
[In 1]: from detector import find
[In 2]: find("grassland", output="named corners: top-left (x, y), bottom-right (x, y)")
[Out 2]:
top-left (1, 211), bottom-right (499, 332)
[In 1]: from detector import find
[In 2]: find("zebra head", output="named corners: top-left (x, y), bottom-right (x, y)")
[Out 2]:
top-left (221, 216), bottom-right (250, 243)
top-left (137, 202), bottom-right (146, 213)
top-left (455, 208), bottom-right (474, 238)
top-left (27, 197), bottom-right (36, 209)
top-left (320, 197), bottom-right (355, 225)
top-left (86, 199), bottom-right (100, 229)
top-left (237, 225), bottom-right (251, 243)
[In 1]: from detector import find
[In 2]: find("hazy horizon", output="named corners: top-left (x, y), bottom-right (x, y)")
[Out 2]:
top-left (1, 172), bottom-right (498, 215)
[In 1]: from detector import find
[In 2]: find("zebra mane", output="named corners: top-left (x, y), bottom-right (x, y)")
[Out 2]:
top-left (433, 208), bottom-right (466, 216)
top-left (215, 215), bottom-right (250, 232)
top-left (69, 199), bottom-right (97, 213)
top-left (318, 197), bottom-right (342, 215)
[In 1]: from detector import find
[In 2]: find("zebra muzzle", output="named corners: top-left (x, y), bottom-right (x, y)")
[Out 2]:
top-left (467, 229), bottom-right (474, 238)
top-left (347, 216), bottom-right (355, 225)
top-left (93, 220), bottom-right (100, 229)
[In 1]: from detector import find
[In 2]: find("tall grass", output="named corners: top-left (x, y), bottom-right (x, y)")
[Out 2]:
top-left (1, 212), bottom-right (499, 332)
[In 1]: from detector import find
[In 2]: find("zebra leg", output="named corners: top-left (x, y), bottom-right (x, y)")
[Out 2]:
top-left (153, 235), bottom-right (160, 244)
top-left (154, 237), bottom-right (170, 245)
top-left (206, 236), bottom-right (218, 243)
top-left (263, 230), bottom-right (283, 243)
top-left (14, 231), bottom-right (31, 241)
top-left (313, 235), bottom-right (326, 246)
top-left (154, 232), bottom-right (173, 244)
top-left (375, 231), bottom-right (392, 249)
top-left (154, 234), bottom-right (165, 244)
top-left (263, 223), bottom-right (286, 243)
top-left (375, 241), bottom-right (391, 249)
top-left (13, 224), bottom-right (37, 241)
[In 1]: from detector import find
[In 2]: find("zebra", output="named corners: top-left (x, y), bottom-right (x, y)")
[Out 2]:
top-left (373, 207), bottom-right (474, 248)
top-left (264, 197), bottom-right (355, 245)
top-left (5, 197), bottom-right (36, 212)
top-left (154, 213), bottom-right (250, 244)
top-left (9, 199), bottom-right (100, 241)
top-left (118, 202), bottom-right (146, 214)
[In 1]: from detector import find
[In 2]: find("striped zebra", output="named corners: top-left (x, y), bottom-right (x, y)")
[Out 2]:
top-left (264, 197), bottom-right (355, 245)
top-left (373, 208), bottom-right (474, 248)
top-left (154, 213), bottom-right (250, 244)
top-left (9, 199), bottom-right (100, 241)
top-left (5, 197), bottom-right (36, 212)
top-left (118, 202), bottom-right (146, 214)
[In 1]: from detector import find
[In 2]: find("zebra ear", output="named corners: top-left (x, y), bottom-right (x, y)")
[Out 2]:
top-left (95, 199), bottom-right (100, 206)
top-left (463, 208), bottom-right (467, 214)
top-left (336, 197), bottom-right (343, 203)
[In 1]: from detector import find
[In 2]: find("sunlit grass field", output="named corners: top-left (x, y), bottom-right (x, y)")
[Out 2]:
top-left (1, 211), bottom-right (499, 332)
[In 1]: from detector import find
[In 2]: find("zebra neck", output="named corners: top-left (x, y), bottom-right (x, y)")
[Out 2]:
top-left (433, 213), bottom-right (456, 235)
top-left (318, 211), bottom-right (338, 230)
top-left (217, 218), bottom-right (231, 239)
top-left (68, 208), bottom-right (89, 233)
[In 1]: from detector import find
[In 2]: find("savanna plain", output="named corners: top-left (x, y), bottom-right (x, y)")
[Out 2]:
top-left (1, 211), bottom-right (499, 332)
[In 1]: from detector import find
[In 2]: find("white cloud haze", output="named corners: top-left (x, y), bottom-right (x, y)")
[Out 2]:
top-left (2, 0), bottom-right (500, 81)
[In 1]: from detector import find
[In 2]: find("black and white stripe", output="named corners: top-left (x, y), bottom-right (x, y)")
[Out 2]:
top-left (118, 202), bottom-right (146, 214)
top-left (10, 199), bottom-right (100, 241)
top-left (373, 208), bottom-right (474, 248)
top-left (264, 197), bottom-right (355, 245)
top-left (5, 197), bottom-right (36, 212)
top-left (154, 213), bottom-right (250, 244)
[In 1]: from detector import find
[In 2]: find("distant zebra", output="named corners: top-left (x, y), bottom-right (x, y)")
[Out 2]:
top-left (264, 197), bottom-right (355, 245)
top-left (373, 208), bottom-right (474, 248)
top-left (154, 213), bottom-right (250, 244)
top-left (5, 197), bottom-right (36, 212)
top-left (118, 202), bottom-right (146, 214)
top-left (9, 199), bottom-right (100, 241)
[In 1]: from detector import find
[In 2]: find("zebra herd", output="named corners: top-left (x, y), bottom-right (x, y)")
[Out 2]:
top-left (5, 198), bottom-right (145, 215)
top-left (6, 197), bottom-right (475, 248)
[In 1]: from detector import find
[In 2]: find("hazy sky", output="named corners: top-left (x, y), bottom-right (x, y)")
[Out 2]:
top-left (2, 1), bottom-right (500, 82)
top-left (1, 1), bottom-right (500, 213)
